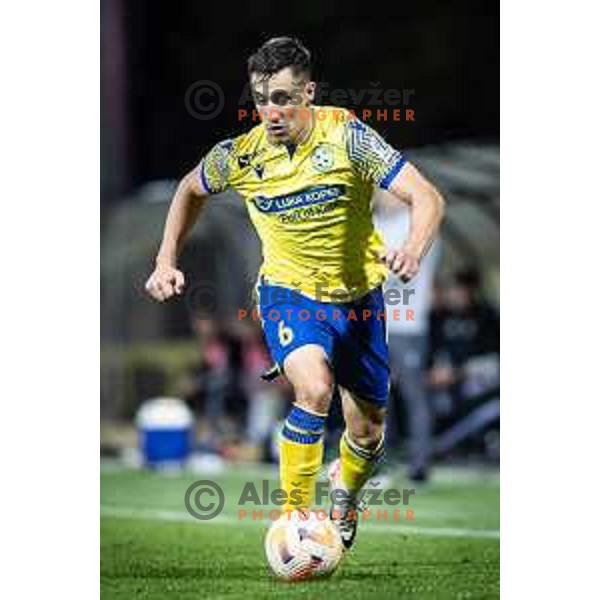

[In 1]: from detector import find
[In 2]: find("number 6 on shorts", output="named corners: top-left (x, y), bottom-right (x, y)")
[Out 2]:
top-left (278, 320), bottom-right (294, 347)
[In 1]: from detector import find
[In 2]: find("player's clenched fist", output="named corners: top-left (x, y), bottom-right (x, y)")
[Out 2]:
top-left (380, 247), bottom-right (420, 283)
top-left (145, 264), bottom-right (185, 302)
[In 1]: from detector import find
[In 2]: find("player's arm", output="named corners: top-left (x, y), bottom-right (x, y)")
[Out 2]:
top-left (145, 140), bottom-right (232, 302)
top-left (381, 163), bottom-right (445, 282)
top-left (144, 170), bottom-right (208, 302)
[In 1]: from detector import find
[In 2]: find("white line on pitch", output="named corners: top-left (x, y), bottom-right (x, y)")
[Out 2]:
top-left (101, 506), bottom-right (499, 539)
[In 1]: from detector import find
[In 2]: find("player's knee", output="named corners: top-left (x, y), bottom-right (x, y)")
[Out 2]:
top-left (293, 378), bottom-right (333, 414)
top-left (347, 413), bottom-right (385, 450)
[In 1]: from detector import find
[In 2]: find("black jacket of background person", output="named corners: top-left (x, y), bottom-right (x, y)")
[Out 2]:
top-left (428, 302), bottom-right (500, 369)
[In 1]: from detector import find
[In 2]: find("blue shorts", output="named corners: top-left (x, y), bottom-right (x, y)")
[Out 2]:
top-left (258, 283), bottom-right (390, 407)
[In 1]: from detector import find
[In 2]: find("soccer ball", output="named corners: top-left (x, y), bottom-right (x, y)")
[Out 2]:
top-left (265, 510), bottom-right (344, 581)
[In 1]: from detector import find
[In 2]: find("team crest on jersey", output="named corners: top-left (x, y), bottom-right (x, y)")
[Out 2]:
top-left (311, 144), bottom-right (334, 173)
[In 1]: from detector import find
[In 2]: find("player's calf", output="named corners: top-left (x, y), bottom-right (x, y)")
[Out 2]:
top-left (279, 345), bottom-right (334, 513)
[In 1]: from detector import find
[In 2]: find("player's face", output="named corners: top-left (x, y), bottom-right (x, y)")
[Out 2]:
top-left (250, 67), bottom-right (315, 144)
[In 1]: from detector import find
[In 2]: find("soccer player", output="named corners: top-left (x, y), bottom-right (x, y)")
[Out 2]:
top-left (145, 37), bottom-right (444, 549)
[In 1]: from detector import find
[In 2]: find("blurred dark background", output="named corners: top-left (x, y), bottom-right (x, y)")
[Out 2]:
top-left (102, 0), bottom-right (499, 201)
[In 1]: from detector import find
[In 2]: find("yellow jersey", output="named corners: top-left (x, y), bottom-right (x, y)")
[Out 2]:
top-left (199, 106), bottom-right (407, 301)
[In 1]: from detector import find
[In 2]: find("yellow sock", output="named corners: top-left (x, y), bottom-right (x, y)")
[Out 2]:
top-left (279, 404), bottom-right (327, 512)
top-left (339, 430), bottom-right (385, 498)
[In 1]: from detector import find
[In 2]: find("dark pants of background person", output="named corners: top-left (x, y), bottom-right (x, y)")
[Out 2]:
top-left (387, 333), bottom-right (431, 474)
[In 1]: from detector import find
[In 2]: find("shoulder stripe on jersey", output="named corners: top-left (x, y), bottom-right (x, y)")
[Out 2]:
top-left (379, 156), bottom-right (407, 190)
top-left (198, 161), bottom-right (213, 194)
top-left (346, 119), bottom-right (404, 189)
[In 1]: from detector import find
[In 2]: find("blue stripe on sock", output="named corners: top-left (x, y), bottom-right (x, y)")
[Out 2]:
top-left (281, 425), bottom-right (322, 444)
top-left (287, 406), bottom-right (325, 434)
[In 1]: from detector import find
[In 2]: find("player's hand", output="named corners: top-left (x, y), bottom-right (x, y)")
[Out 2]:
top-left (145, 264), bottom-right (185, 302)
top-left (380, 247), bottom-right (420, 283)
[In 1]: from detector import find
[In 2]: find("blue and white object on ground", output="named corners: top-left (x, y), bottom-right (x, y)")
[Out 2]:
top-left (136, 398), bottom-right (194, 467)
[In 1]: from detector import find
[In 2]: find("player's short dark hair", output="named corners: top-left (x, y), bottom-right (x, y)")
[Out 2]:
top-left (247, 37), bottom-right (311, 79)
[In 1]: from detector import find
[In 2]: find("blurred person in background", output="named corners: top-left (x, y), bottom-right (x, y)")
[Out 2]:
top-left (374, 192), bottom-right (440, 482)
top-left (427, 268), bottom-right (500, 456)
top-left (183, 317), bottom-right (290, 457)
top-left (184, 318), bottom-right (230, 445)
top-left (237, 319), bottom-right (290, 453)
top-left (184, 317), bottom-right (246, 448)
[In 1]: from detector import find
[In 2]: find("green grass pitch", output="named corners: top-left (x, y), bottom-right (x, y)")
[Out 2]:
top-left (101, 463), bottom-right (499, 599)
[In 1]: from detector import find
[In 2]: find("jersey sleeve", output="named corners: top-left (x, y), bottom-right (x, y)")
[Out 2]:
top-left (198, 139), bottom-right (234, 194)
top-left (345, 119), bottom-right (406, 190)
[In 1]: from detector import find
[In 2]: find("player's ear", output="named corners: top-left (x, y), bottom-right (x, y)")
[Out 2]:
top-left (305, 80), bottom-right (316, 103)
